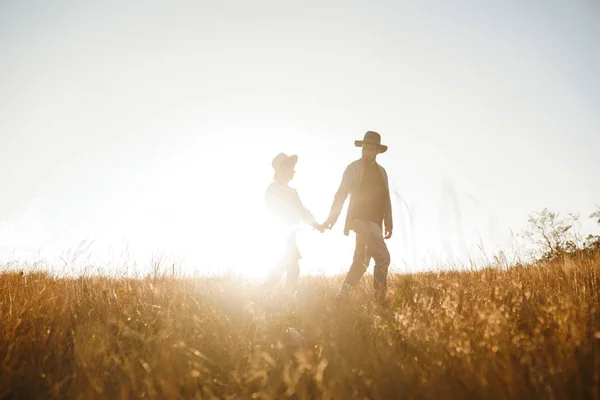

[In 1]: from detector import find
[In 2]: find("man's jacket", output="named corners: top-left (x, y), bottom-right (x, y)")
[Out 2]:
top-left (327, 159), bottom-right (393, 236)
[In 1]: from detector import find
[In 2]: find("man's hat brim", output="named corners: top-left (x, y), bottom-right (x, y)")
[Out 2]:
top-left (354, 141), bottom-right (388, 153)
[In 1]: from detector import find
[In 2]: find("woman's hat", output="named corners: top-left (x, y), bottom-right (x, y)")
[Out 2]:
top-left (272, 153), bottom-right (298, 171)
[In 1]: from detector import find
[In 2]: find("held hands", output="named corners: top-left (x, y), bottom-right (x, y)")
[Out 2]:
top-left (313, 219), bottom-right (392, 237)
top-left (312, 222), bottom-right (325, 233)
top-left (312, 219), bottom-right (333, 233)
top-left (313, 221), bottom-right (391, 237)
top-left (317, 218), bottom-right (335, 233)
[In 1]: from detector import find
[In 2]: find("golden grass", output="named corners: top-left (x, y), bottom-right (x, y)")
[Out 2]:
top-left (2, 253), bottom-right (600, 399)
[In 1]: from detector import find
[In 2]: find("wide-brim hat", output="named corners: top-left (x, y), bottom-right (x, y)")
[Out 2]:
top-left (354, 131), bottom-right (388, 153)
top-left (272, 153), bottom-right (298, 171)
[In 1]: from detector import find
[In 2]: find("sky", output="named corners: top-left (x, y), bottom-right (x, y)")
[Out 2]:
top-left (1, 0), bottom-right (599, 276)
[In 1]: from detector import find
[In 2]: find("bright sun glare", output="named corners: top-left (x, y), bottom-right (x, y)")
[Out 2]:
top-left (121, 140), bottom-right (341, 279)
top-left (0, 124), bottom-right (510, 278)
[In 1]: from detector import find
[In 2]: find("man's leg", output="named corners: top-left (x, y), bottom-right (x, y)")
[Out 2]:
top-left (366, 223), bottom-right (391, 302)
top-left (339, 231), bottom-right (370, 297)
top-left (348, 220), bottom-right (390, 301)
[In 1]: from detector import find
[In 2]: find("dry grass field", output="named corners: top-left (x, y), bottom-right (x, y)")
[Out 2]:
top-left (1, 251), bottom-right (600, 399)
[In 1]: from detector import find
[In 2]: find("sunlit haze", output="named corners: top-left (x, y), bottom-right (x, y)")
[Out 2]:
top-left (1, 1), bottom-right (599, 276)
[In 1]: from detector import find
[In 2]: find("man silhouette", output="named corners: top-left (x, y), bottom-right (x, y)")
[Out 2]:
top-left (321, 131), bottom-right (393, 303)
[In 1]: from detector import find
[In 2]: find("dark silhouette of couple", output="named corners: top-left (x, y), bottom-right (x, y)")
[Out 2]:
top-left (264, 131), bottom-right (393, 303)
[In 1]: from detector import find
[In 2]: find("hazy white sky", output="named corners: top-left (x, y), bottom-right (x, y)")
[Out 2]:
top-left (1, 0), bottom-right (599, 275)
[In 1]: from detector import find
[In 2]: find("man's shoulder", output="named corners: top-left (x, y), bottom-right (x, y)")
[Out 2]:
top-left (344, 159), bottom-right (362, 171)
top-left (344, 159), bottom-right (387, 172)
top-left (376, 162), bottom-right (388, 174)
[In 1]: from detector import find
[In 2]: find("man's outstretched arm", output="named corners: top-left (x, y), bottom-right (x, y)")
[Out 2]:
top-left (323, 165), bottom-right (354, 229)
